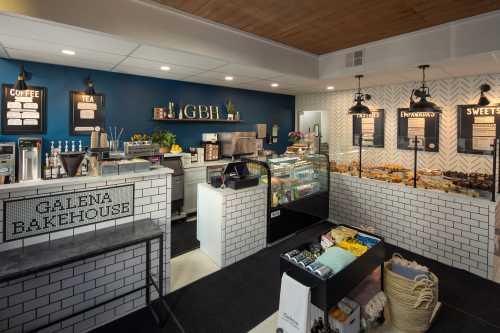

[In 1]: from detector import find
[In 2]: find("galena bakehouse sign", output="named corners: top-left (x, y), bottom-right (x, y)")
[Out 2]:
top-left (3, 184), bottom-right (134, 241)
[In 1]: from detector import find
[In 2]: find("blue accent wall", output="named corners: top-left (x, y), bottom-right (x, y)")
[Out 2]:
top-left (0, 58), bottom-right (294, 153)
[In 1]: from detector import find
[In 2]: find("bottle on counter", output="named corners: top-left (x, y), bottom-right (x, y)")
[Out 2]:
top-left (43, 153), bottom-right (51, 180)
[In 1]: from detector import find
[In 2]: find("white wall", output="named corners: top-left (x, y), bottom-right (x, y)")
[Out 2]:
top-left (296, 72), bottom-right (500, 173)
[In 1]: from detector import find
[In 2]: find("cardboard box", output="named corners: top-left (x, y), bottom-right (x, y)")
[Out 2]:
top-left (329, 298), bottom-right (360, 333)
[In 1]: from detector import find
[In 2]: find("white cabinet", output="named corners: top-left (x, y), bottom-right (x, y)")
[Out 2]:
top-left (183, 167), bottom-right (206, 214)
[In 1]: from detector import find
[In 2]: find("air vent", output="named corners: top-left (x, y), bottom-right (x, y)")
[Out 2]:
top-left (345, 50), bottom-right (364, 67)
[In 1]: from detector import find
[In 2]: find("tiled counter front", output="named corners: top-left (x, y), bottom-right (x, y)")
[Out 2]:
top-left (197, 184), bottom-right (267, 267)
top-left (0, 169), bottom-right (171, 333)
top-left (330, 173), bottom-right (499, 282)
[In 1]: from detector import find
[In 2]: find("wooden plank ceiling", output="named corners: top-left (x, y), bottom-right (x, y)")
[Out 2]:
top-left (153, 0), bottom-right (500, 54)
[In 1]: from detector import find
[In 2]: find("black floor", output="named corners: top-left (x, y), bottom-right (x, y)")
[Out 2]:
top-left (91, 222), bottom-right (500, 333)
top-left (171, 219), bottom-right (200, 258)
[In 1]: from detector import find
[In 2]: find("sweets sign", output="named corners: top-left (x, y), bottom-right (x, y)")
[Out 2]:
top-left (457, 104), bottom-right (500, 155)
top-left (3, 184), bottom-right (134, 241)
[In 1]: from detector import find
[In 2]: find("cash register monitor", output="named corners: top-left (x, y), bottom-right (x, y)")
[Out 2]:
top-left (223, 161), bottom-right (249, 179)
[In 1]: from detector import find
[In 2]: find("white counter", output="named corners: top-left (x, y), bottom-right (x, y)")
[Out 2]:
top-left (0, 168), bottom-right (172, 333)
top-left (0, 167), bottom-right (173, 195)
top-left (330, 172), bottom-right (499, 282)
top-left (197, 183), bottom-right (267, 267)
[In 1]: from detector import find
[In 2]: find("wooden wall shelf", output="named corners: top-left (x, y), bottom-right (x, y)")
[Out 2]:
top-left (153, 118), bottom-right (242, 123)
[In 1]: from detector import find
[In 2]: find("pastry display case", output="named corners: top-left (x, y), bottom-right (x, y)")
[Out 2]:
top-left (246, 153), bottom-right (330, 243)
top-left (331, 160), bottom-right (495, 199)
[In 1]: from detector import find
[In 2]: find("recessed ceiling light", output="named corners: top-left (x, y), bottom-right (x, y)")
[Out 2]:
top-left (61, 49), bottom-right (75, 56)
top-left (160, 66), bottom-right (171, 71)
top-left (327, 86), bottom-right (335, 90)
top-left (271, 83), bottom-right (279, 87)
top-left (225, 76), bottom-right (234, 81)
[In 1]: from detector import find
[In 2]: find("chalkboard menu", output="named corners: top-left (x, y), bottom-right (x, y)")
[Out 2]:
top-left (397, 108), bottom-right (439, 152)
top-left (70, 91), bottom-right (105, 135)
top-left (352, 109), bottom-right (385, 147)
top-left (1, 84), bottom-right (47, 134)
top-left (457, 104), bottom-right (500, 155)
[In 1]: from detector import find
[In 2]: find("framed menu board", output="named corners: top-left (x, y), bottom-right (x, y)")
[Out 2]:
top-left (457, 104), bottom-right (500, 155)
top-left (352, 109), bottom-right (385, 147)
top-left (397, 108), bottom-right (439, 152)
top-left (1, 84), bottom-right (47, 134)
top-left (70, 91), bottom-right (105, 135)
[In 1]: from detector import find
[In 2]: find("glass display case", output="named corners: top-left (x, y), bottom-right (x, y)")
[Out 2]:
top-left (246, 153), bottom-right (330, 243)
top-left (331, 137), bottom-right (498, 201)
top-left (265, 155), bottom-right (328, 207)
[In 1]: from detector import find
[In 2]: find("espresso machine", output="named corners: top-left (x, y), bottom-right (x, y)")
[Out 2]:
top-left (18, 137), bottom-right (42, 182)
top-left (0, 143), bottom-right (16, 184)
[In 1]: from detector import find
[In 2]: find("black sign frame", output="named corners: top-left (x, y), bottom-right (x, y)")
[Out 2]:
top-left (69, 91), bottom-right (106, 135)
top-left (397, 108), bottom-right (440, 152)
top-left (1, 84), bottom-right (47, 134)
top-left (352, 109), bottom-right (385, 148)
top-left (457, 104), bottom-right (500, 155)
top-left (2, 184), bottom-right (135, 242)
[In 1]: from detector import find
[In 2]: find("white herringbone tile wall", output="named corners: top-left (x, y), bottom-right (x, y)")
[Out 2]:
top-left (296, 73), bottom-right (500, 173)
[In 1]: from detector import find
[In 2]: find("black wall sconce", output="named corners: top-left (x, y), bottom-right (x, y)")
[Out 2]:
top-left (85, 75), bottom-right (96, 95)
top-left (478, 84), bottom-right (491, 106)
top-left (14, 64), bottom-right (28, 91)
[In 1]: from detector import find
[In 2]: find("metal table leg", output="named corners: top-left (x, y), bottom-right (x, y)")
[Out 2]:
top-left (146, 240), bottom-right (151, 305)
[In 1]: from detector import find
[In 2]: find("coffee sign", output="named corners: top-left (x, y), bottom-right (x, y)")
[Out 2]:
top-left (3, 184), bottom-right (134, 241)
top-left (1, 84), bottom-right (47, 134)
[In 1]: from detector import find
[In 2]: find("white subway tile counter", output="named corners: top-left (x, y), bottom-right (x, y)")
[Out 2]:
top-left (197, 183), bottom-right (267, 268)
top-left (330, 172), bottom-right (499, 282)
top-left (0, 168), bottom-right (172, 332)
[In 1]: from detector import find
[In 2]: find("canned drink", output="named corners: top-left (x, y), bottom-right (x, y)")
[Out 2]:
top-left (315, 266), bottom-right (333, 279)
top-left (306, 261), bottom-right (323, 272)
top-left (299, 257), bottom-right (314, 267)
top-left (284, 249), bottom-right (300, 260)
top-left (291, 253), bottom-right (306, 263)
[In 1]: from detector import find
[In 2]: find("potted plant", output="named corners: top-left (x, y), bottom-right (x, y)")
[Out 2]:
top-left (151, 130), bottom-right (176, 154)
top-left (288, 131), bottom-right (304, 144)
top-left (226, 98), bottom-right (236, 120)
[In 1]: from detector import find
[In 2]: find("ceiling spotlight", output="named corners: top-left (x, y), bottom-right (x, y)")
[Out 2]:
top-left (348, 75), bottom-right (371, 114)
top-left (327, 86), bottom-right (335, 90)
top-left (409, 65), bottom-right (441, 113)
top-left (160, 66), bottom-right (171, 71)
top-left (61, 49), bottom-right (75, 55)
top-left (84, 75), bottom-right (96, 95)
top-left (14, 64), bottom-right (28, 91)
top-left (225, 76), bottom-right (234, 81)
top-left (478, 83), bottom-right (491, 106)
top-left (271, 83), bottom-right (279, 88)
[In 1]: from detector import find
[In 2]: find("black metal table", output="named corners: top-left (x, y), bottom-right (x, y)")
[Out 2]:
top-left (0, 219), bottom-right (185, 333)
top-left (280, 224), bottom-right (385, 325)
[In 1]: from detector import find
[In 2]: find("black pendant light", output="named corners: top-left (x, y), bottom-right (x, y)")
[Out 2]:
top-left (409, 65), bottom-right (441, 113)
top-left (84, 75), bottom-right (96, 95)
top-left (478, 84), bottom-right (491, 106)
top-left (14, 64), bottom-right (28, 91)
top-left (348, 74), bottom-right (371, 114)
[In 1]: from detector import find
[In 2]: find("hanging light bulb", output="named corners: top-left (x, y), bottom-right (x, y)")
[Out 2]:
top-left (14, 64), bottom-right (28, 91)
top-left (478, 84), bottom-right (491, 106)
top-left (409, 65), bottom-right (441, 113)
top-left (84, 75), bottom-right (96, 95)
top-left (348, 75), bottom-right (371, 114)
